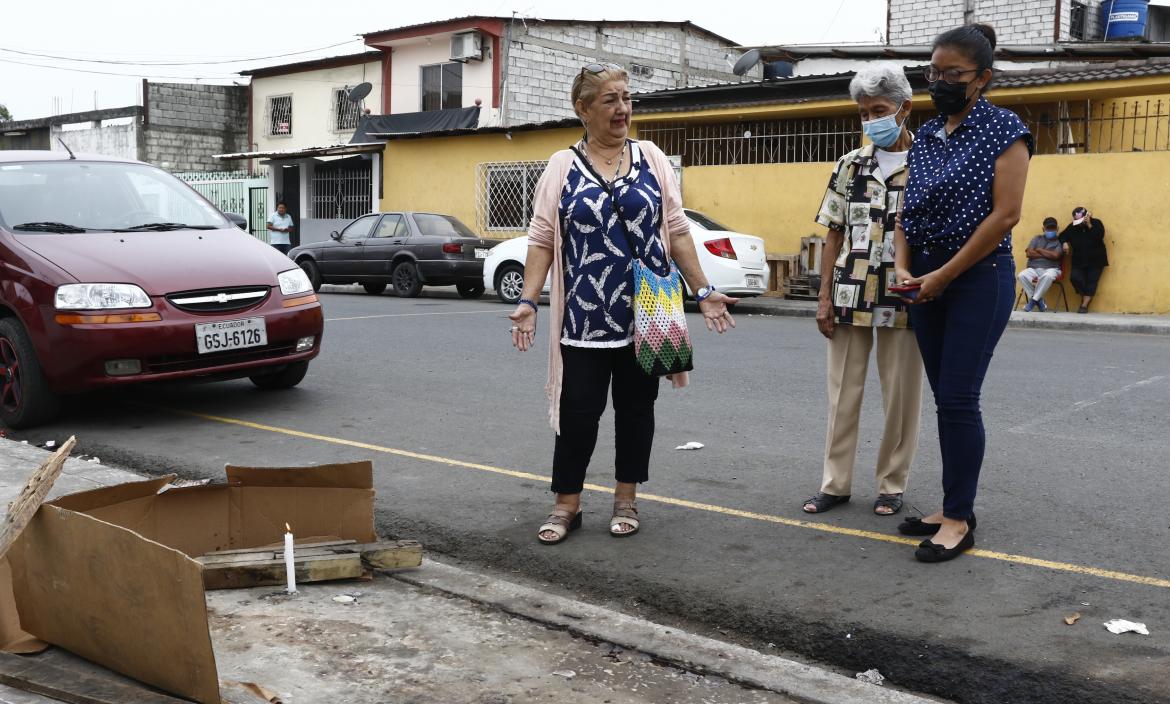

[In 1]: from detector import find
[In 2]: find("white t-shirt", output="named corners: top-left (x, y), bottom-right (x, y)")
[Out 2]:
top-left (874, 149), bottom-right (908, 182)
top-left (267, 212), bottom-right (293, 245)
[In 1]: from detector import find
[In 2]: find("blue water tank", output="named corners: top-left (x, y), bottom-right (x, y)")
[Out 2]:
top-left (1101, 0), bottom-right (1149, 41)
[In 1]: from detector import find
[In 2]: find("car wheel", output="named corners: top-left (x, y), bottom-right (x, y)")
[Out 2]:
top-left (392, 262), bottom-right (423, 298)
top-left (0, 318), bottom-right (60, 429)
top-left (249, 361), bottom-right (309, 390)
top-left (456, 281), bottom-right (484, 299)
top-left (363, 283), bottom-right (387, 295)
top-left (298, 258), bottom-right (322, 293)
top-left (495, 263), bottom-right (525, 304)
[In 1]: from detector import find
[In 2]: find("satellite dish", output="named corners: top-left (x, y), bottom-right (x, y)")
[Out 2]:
top-left (347, 82), bottom-right (373, 103)
top-left (732, 49), bottom-right (762, 77)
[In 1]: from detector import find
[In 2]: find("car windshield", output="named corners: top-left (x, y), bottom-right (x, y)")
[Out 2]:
top-left (685, 210), bottom-right (731, 232)
top-left (413, 213), bottom-right (476, 238)
top-left (0, 161), bottom-right (230, 233)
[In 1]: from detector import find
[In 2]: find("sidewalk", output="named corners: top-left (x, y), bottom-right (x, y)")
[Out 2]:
top-left (0, 440), bottom-right (944, 704)
top-left (718, 296), bottom-right (1170, 335)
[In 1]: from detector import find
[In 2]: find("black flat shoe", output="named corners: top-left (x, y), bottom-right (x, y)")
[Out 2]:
top-left (802, 492), bottom-right (850, 514)
top-left (897, 514), bottom-right (976, 536)
top-left (915, 530), bottom-right (975, 563)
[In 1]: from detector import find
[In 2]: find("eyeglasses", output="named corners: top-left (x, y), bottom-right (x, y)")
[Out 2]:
top-left (925, 67), bottom-right (981, 83)
top-left (580, 62), bottom-right (624, 76)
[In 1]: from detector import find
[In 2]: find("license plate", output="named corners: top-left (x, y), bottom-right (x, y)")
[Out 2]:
top-left (474, 248), bottom-right (490, 259)
top-left (746, 275), bottom-right (763, 288)
top-left (195, 317), bottom-right (267, 354)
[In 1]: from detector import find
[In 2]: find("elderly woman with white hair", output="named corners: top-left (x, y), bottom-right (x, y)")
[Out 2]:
top-left (804, 63), bottom-right (924, 517)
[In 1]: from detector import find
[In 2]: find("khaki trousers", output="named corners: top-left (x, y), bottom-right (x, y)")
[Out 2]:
top-left (821, 324), bottom-right (923, 496)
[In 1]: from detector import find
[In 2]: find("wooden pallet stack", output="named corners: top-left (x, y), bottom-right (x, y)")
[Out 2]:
top-left (780, 235), bottom-right (825, 300)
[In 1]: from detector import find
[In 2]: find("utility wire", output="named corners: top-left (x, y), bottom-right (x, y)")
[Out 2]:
top-left (0, 38), bottom-right (364, 67)
top-left (0, 56), bottom-right (238, 80)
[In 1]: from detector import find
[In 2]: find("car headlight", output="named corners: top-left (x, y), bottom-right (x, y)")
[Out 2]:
top-left (278, 268), bottom-right (312, 296)
top-left (55, 284), bottom-right (151, 310)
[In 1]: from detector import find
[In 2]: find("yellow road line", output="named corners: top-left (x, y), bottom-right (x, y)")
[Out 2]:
top-left (326, 310), bottom-right (503, 322)
top-left (165, 408), bottom-right (1170, 591)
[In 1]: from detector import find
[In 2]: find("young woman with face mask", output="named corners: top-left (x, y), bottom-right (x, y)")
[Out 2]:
top-left (807, 63), bottom-right (924, 519)
top-left (893, 23), bottom-right (1033, 562)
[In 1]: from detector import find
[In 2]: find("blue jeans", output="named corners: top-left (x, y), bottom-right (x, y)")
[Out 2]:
top-left (909, 251), bottom-right (1014, 520)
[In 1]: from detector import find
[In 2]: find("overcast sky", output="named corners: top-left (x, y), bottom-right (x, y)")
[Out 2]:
top-left (0, 0), bottom-right (885, 121)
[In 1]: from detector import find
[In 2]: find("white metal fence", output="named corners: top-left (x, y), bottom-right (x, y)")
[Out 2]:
top-left (475, 160), bottom-right (548, 237)
top-left (174, 170), bottom-right (270, 241)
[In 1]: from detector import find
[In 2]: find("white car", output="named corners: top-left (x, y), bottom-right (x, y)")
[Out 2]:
top-left (482, 209), bottom-right (769, 304)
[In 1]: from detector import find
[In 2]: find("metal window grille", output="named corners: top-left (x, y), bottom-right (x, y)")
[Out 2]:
top-left (475, 161), bottom-right (548, 236)
top-left (332, 89), bottom-right (362, 132)
top-left (310, 162), bottom-right (372, 219)
top-left (1070, 1), bottom-right (1088, 40)
top-left (1017, 99), bottom-right (1170, 155)
top-left (266, 95), bottom-right (292, 137)
top-left (639, 117), bottom-right (870, 166)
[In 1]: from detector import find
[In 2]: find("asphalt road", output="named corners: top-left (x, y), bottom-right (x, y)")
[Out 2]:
top-left (13, 288), bottom-right (1170, 704)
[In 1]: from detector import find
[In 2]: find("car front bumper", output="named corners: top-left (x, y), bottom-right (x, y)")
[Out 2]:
top-left (38, 296), bottom-right (324, 392)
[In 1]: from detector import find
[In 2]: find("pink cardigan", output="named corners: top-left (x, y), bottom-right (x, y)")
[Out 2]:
top-left (527, 140), bottom-right (691, 434)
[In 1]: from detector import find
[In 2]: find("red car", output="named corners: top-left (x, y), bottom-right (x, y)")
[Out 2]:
top-left (0, 151), bottom-right (324, 428)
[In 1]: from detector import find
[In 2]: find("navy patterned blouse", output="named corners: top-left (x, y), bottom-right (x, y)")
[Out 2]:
top-left (559, 141), bottom-right (669, 347)
top-left (902, 97), bottom-right (1034, 254)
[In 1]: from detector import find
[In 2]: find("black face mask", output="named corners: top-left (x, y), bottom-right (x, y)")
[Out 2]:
top-left (928, 79), bottom-right (975, 116)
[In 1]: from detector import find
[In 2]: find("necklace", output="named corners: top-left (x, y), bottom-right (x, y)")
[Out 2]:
top-left (582, 140), bottom-right (626, 182)
top-left (588, 141), bottom-right (625, 165)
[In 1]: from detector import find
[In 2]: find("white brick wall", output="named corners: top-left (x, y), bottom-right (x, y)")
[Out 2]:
top-left (503, 23), bottom-right (746, 126)
top-left (889, 0), bottom-right (1098, 45)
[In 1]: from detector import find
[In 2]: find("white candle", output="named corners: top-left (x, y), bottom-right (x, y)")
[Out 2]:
top-left (283, 523), bottom-right (297, 594)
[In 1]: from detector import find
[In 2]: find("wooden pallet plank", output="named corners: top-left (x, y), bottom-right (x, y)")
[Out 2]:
top-left (0, 437), bottom-right (76, 560)
top-left (0, 651), bottom-right (187, 704)
top-left (200, 553), bottom-right (363, 591)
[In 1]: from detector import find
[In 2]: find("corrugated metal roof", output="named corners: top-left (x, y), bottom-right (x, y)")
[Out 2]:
top-left (361, 16), bottom-right (738, 47)
top-left (239, 51), bottom-right (383, 77)
top-left (215, 143), bottom-right (384, 161)
top-left (748, 43), bottom-right (1170, 61)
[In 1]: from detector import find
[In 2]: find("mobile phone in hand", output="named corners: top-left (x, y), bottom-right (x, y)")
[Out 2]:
top-left (890, 283), bottom-right (921, 300)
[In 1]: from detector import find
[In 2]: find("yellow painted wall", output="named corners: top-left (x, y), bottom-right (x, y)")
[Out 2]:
top-left (682, 152), bottom-right (1170, 314)
top-left (381, 127), bottom-right (583, 236)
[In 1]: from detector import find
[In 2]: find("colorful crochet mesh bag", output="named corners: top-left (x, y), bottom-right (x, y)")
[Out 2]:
top-left (631, 260), bottom-right (693, 376)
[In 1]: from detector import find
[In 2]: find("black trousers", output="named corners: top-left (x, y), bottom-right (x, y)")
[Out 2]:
top-left (551, 344), bottom-right (660, 495)
top-left (1069, 265), bottom-right (1104, 296)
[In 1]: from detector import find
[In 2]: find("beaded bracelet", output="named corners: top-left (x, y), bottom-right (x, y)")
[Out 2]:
top-left (518, 298), bottom-right (538, 313)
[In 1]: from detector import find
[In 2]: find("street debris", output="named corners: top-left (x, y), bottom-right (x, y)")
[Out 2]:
top-left (197, 538), bottom-right (422, 590)
top-left (0, 459), bottom-right (416, 704)
top-left (42, 441), bottom-right (56, 449)
top-left (552, 669), bottom-right (576, 679)
top-left (674, 441), bottom-right (705, 450)
top-left (1104, 619), bottom-right (1149, 635)
top-left (1064, 612), bottom-right (1082, 626)
top-left (332, 595), bottom-right (356, 604)
top-left (855, 669), bottom-right (885, 686)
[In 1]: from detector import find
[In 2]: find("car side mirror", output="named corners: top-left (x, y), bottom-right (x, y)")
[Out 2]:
top-left (225, 212), bottom-right (247, 230)
top-left (330, 231), bottom-right (341, 241)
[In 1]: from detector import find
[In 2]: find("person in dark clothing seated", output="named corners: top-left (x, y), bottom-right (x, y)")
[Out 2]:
top-left (1059, 206), bottom-right (1108, 313)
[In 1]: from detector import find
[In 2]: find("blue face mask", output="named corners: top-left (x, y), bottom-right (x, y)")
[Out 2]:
top-left (1044, 230), bottom-right (1058, 239)
top-left (862, 111), bottom-right (906, 149)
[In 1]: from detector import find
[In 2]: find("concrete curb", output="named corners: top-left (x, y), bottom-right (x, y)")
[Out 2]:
top-left (391, 559), bottom-right (945, 704)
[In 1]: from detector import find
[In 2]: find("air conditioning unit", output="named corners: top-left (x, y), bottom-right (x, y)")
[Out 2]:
top-left (451, 32), bottom-right (483, 61)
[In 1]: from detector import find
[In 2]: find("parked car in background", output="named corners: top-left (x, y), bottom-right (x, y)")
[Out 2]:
top-left (288, 212), bottom-right (500, 298)
top-left (0, 151), bottom-right (323, 428)
top-left (482, 209), bottom-right (768, 304)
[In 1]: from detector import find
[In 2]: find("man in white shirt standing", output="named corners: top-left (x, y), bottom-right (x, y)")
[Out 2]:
top-left (266, 201), bottom-right (294, 254)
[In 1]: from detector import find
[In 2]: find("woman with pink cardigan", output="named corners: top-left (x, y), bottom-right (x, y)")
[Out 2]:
top-left (509, 63), bottom-right (739, 545)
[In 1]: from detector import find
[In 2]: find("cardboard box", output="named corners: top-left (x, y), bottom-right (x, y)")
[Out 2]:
top-left (1, 461), bottom-right (375, 703)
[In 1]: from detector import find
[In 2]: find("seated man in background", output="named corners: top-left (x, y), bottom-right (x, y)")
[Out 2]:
top-left (1017, 216), bottom-right (1064, 312)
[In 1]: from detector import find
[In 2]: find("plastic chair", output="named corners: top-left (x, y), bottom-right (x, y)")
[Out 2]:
top-left (1014, 256), bottom-right (1070, 312)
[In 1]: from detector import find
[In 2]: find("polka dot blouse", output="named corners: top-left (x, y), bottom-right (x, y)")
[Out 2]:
top-left (902, 97), bottom-right (1034, 254)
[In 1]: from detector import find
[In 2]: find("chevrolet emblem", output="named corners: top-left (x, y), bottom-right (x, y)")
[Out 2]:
top-left (216, 293), bottom-right (229, 303)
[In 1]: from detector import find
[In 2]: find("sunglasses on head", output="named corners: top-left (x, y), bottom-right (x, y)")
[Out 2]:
top-left (580, 62), bottom-right (623, 76)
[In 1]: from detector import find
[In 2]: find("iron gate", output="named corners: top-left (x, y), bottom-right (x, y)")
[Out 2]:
top-left (175, 170), bottom-right (270, 241)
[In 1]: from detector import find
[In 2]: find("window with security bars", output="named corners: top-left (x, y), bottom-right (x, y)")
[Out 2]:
top-left (267, 95), bottom-right (292, 137)
top-left (310, 162), bottom-right (372, 219)
top-left (1070, 1), bottom-right (1088, 40)
top-left (333, 89), bottom-right (362, 132)
top-left (476, 161), bottom-right (548, 234)
top-left (421, 62), bottom-right (463, 111)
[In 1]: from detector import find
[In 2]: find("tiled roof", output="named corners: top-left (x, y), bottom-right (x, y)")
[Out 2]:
top-left (994, 57), bottom-right (1170, 87)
